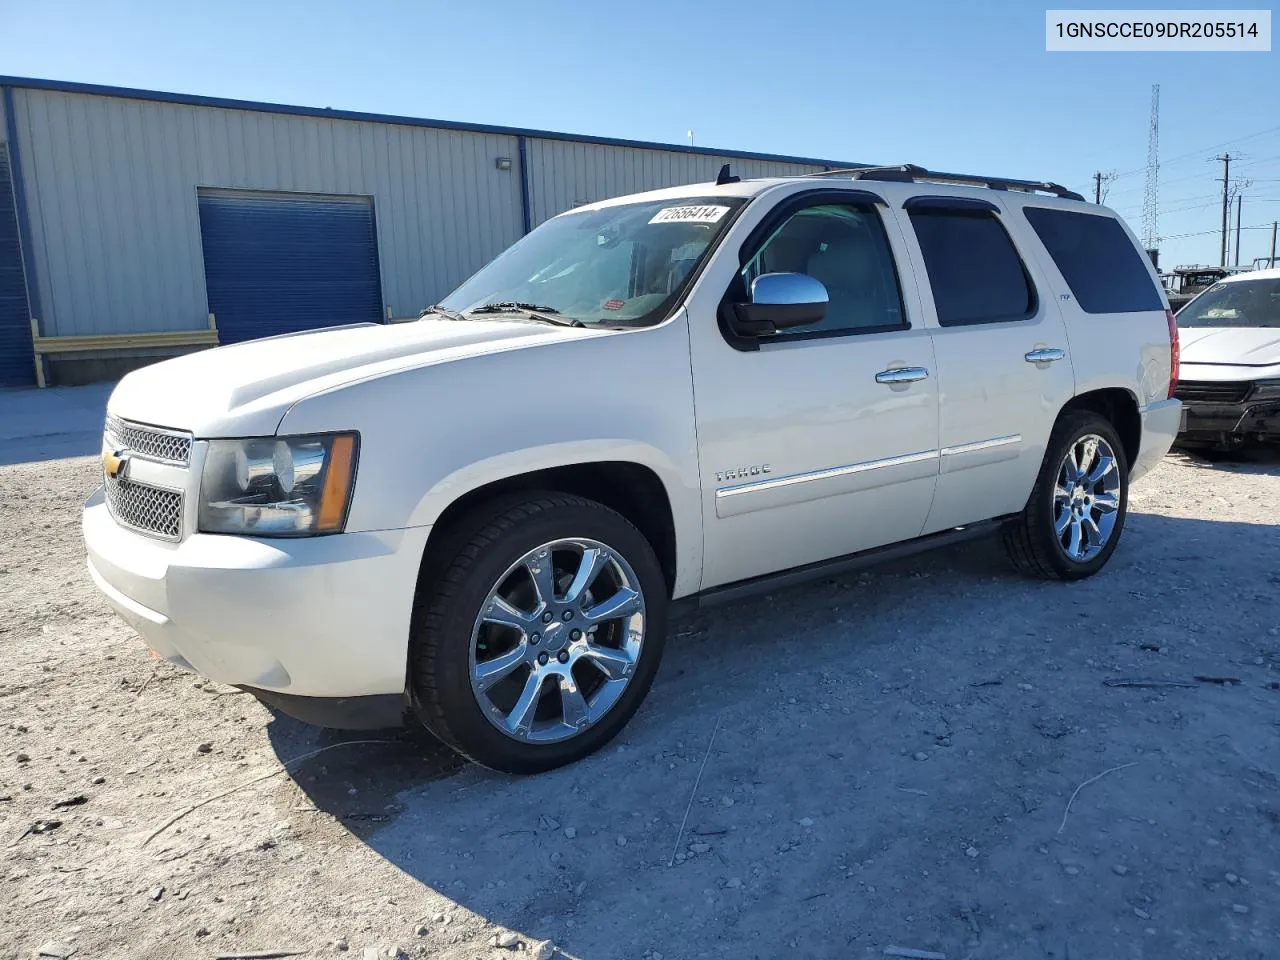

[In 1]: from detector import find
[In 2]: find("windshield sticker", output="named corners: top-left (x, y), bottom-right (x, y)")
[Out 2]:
top-left (649, 204), bottom-right (731, 225)
top-left (604, 299), bottom-right (626, 311)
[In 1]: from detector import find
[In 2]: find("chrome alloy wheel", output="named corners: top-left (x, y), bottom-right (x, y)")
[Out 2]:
top-left (1053, 434), bottom-right (1122, 563)
top-left (469, 538), bottom-right (646, 743)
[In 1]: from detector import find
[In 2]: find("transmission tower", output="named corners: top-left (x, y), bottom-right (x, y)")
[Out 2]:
top-left (1141, 83), bottom-right (1160, 249)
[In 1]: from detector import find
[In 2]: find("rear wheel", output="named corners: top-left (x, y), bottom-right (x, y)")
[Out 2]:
top-left (1003, 411), bottom-right (1129, 581)
top-left (409, 493), bottom-right (667, 774)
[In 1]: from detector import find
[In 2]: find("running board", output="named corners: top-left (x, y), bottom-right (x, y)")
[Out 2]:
top-left (672, 517), bottom-right (1012, 615)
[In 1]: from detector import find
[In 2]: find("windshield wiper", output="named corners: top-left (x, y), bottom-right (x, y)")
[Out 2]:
top-left (466, 302), bottom-right (584, 327)
top-left (419, 304), bottom-right (470, 322)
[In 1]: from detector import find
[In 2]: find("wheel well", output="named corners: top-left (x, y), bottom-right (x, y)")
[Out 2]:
top-left (420, 462), bottom-right (678, 595)
top-left (1061, 388), bottom-right (1141, 470)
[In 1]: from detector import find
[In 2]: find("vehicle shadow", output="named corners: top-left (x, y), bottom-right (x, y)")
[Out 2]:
top-left (268, 506), bottom-right (1280, 960)
top-left (1169, 442), bottom-right (1280, 472)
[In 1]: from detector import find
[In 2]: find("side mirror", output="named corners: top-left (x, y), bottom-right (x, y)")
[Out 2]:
top-left (732, 272), bottom-right (828, 336)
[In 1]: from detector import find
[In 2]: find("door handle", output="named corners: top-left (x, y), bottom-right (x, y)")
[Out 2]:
top-left (875, 366), bottom-right (930, 384)
top-left (1024, 347), bottom-right (1065, 364)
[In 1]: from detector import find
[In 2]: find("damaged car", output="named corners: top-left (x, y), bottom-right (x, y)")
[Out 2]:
top-left (1175, 268), bottom-right (1280, 450)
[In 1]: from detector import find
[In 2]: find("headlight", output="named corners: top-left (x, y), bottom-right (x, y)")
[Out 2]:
top-left (198, 433), bottom-right (358, 536)
top-left (1250, 379), bottom-right (1280, 401)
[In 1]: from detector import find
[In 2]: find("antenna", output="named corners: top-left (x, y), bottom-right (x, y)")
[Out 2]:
top-left (1141, 83), bottom-right (1160, 249)
top-left (715, 164), bottom-right (739, 186)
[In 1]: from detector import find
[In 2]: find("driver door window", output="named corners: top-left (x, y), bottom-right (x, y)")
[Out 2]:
top-left (740, 203), bottom-right (907, 337)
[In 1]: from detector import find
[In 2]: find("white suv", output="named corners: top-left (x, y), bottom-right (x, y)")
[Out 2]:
top-left (84, 165), bottom-right (1182, 773)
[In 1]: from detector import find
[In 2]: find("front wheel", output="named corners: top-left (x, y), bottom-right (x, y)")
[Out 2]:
top-left (409, 493), bottom-right (668, 774)
top-left (1003, 411), bottom-right (1129, 581)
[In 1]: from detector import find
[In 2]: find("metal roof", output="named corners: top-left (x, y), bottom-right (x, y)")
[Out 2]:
top-left (0, 75), bottom-right (862, 170)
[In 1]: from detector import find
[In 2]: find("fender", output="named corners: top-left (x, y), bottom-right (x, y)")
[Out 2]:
top-left (409, 439), bottom-right (703, 598)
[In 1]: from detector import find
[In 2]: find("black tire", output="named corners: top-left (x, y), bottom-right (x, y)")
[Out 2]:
top-left (408, 492), bottom-right (668, 774)
top-left (1003, 411), bottom-right (1130, 581)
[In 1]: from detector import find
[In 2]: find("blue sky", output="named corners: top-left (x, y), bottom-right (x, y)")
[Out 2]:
top-left (3, 0), bottom-right (1277, 268)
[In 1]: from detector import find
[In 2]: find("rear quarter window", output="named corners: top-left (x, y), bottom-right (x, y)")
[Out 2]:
top-left (1023, 207), bottom-right (1164, 314)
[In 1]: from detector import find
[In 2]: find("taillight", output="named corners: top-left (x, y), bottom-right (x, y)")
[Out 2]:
top-left (1166, 309), bottom-right (1180, 399)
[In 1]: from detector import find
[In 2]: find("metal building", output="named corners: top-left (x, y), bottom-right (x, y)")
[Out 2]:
top-left (0, 77), bottom-right (857, 387)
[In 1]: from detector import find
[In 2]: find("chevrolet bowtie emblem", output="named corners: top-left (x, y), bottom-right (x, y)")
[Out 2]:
top-left (103, 448), bottom-right (130, 479)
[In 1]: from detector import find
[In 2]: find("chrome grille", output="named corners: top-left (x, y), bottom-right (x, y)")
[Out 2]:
top-left (105, 474), bottom-right (183, 541)
top-left (1174, 380), bottom-right (1251, 405)
top-left (105, 415), bottom-right (192, 465)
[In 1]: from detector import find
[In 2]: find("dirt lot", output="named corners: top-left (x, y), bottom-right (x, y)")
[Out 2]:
top-left (3, 427), bottom-right (1279, 960)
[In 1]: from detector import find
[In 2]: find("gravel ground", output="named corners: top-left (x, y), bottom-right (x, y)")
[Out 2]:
top-left (2, 440), bottom-right (1279, 960)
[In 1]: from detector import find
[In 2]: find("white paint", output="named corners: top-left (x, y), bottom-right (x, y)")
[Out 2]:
top-left (1179, 326), bottom-right (1280, 371)
top-left (84, 174), bottom-right (1181, 702)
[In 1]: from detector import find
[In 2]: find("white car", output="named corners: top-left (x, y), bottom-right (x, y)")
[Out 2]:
top-left (84, 165), bottom-right (1182, 773)
top-left (1174, 266), bottom-right (1280, 449)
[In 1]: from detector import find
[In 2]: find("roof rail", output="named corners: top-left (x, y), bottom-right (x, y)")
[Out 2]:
top-left (809, 164), bottom-right (1085, 202)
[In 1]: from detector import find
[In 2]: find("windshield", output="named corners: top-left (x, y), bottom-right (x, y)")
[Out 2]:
top-left (438, 196), bottom-right (747, 326)
top-left (1178, 277), bottom-right (1280, 328)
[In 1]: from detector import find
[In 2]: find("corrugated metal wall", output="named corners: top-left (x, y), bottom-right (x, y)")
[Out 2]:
top-left (9, 88), bottom-right (525, 337)
top-left (0, 143), bottom-right (36, 386)
top-left (6, 86), bottom-right (832, 341)
top-left (525, 139), bottom-right (824, 226)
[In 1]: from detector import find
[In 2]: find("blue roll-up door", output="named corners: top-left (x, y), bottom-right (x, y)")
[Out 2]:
top-left (0, 143), bottom-right (36, 387)
top-left (197, 189), bottom-right (383, 344)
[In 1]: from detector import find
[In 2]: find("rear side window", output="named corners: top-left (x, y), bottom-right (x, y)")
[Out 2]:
top-left (908, 209), bottom-right (1036, 326)
top-left (1023, 207), bottom-right (1164, 314)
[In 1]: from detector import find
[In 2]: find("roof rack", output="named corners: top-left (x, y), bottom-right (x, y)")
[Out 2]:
top-left (810, 164), bottom-right (1085, 202)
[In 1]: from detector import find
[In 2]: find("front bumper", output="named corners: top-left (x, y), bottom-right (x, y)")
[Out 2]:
top-left (83, 487), bottom-right (431, 705)
top-left (1178, 400), bottom-right (1280, 446)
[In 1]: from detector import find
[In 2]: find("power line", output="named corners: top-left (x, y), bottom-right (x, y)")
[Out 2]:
top-left (1104, 122), bottom-right (1280, 180)
top-left (1115, 191), bottom-right (1222, 210)
top-left (1105, 165), bottom-right (1254, 199)
top-left (1161, 221), bottom-right (1273, 241)
top-left (1234, 152), bottom-right (1280, 169)
top-left (1079, 153), bottom-right (1280, 207)
top-left (1154, 125), bottom-right (1280, 169)
top-left (1095, 150), bottom-right (1280, 194)
top-left (1158, 199), bottom-right (1226, 217)
top-left (1113, 192), bottom-right (1280, 218)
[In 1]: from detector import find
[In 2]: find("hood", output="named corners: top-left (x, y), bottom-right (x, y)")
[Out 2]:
top-left (1178, 326), bottom-right (1280, 368)
top-left (107, 319), bottom-right (602, 437)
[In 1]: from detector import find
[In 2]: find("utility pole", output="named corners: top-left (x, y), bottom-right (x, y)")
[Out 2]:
top-left (1234, 194), bottom-right (1243, 267)
top-left (1271, 221), bottom-right (1277, 268)
top-left (1215, 153), bottom-right (1232, 267)
top-left (1092, 170), bottom-right (1115, 204)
